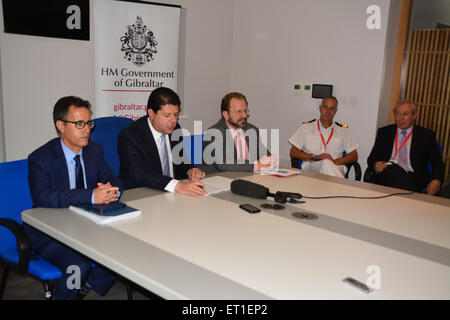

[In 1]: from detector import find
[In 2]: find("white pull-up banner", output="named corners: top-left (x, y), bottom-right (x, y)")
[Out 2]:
top-left (93, 0), bottom-right (180, 120)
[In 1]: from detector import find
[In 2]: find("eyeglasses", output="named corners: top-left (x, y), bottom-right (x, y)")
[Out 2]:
top-left (229, 109), bottom-right (249, 115)
top-left (62, 120), bottom-right (95, 129)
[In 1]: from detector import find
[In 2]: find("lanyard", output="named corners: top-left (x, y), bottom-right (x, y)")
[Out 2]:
top-left (394, 130), bottom-right (413, 158)
top-left (317, 120), bottom-right (334, 151)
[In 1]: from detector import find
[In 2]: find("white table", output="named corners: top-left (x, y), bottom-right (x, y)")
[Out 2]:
top-left (22, 170), bottom-right (450, 299)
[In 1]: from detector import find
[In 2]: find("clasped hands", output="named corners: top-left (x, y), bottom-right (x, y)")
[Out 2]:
top-left (312, 153), bottom-right (343, 165)
top-left (94, 182), bottom-right (120, 204)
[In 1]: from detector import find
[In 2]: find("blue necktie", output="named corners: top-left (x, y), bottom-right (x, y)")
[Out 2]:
top-left (160, 134), bottom-right (170, 177)
top-left (74, 155), bottom-right (85, 189)
top-left (398, 130), bottom-right (408, 172)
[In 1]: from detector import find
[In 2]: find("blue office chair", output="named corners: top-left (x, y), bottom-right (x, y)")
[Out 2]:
top-left (0, 159), bottom-right (62, 300)
top-left (291, 151), bottom-right (362, 180)
top-left (90, 116), bottom-right (134, 176)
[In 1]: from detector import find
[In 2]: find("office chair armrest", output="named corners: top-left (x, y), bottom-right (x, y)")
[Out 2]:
top-left (363, 166), bottom-right (377, 183)
top-left (345, 161), bottom-right (362, 181)
top-left (290, 157), bottom-right (300, 168)
top-left (0, 218), bottom-right (32, 273)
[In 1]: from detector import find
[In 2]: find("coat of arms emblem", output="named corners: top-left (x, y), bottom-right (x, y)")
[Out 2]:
top-left (120, 16), bottom-right (158, 66)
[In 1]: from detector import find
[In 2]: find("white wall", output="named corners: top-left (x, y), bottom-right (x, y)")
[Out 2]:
top-left (177, 0), bottom-right (234, 134)
top-left (0, 0), bottom-right (400, 172)
top-left (0, 0), bottom-right (95, 161)
top-left (230, 0), bottom-right (393, 170)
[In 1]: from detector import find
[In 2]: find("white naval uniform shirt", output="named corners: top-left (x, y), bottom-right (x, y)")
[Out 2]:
top-left (288, 119), bottom-right (359, 169)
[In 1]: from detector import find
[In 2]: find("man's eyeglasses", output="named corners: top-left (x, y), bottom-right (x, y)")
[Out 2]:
top-left (62, 120), bottom-right (95, 129)
top-left (229, 109), bottom-right (249, 115)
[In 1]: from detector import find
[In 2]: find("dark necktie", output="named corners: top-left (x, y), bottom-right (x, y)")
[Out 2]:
top-left (160, 134), bottom-right (170, 177)
top-left (74, 155), bottom-right (85, 189)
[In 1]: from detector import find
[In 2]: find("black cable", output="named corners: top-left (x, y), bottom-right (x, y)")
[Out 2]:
top-left (301, 191), bottom-right (415, 200)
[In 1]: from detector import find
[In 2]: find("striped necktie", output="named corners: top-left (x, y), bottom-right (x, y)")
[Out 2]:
top-left (398, 130), bottom-right (409, 171)
top-left (160, 134), bottom-right (170, 177)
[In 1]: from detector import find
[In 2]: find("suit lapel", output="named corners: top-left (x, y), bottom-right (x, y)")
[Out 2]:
top-left (82, 144), bottom-right (96, 188)
top-left (50, 138), bottom-right (71, 190)
top-left (386, 125), bottom-right (397, 159)
top-left (410, 126), bottom-right (419, 169)
top-left (140, 117), bottom-right (163, 174)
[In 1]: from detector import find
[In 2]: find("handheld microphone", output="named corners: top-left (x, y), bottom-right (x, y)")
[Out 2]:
top-left (230, 179), bottom-right (273, 199)
top-left (230, 179), bottom-right (303, 204)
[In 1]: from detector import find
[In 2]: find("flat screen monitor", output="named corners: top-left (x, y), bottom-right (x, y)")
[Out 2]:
top-left (312, 84), bottom-right (333, 99)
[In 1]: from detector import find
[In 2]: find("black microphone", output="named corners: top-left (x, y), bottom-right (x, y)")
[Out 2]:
top-left (230, 179), bottom-right (273, 199)
top-left (231, 179), bottom-right (303, 204)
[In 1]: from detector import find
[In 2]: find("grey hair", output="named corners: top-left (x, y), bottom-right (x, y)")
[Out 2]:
top-left (394, 100), bottom-right (417, 114)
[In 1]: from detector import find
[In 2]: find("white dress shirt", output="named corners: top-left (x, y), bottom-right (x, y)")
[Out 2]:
top-left (147, 118), bottom-right (179, 192)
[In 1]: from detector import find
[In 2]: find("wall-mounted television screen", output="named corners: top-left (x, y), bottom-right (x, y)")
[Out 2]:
top-left (312, 84), bottom-right (333, 99)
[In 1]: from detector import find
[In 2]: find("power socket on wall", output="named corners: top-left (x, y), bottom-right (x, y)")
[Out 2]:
top-left (293, 84), bottom-right (311, 96)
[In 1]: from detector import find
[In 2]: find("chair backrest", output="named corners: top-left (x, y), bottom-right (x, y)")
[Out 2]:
top-left (0, 159), bottom-right (33, 252)
top-left (90, 116), bottom-right (134, 176)
top-left (428, 143), bottom-right (443, 174)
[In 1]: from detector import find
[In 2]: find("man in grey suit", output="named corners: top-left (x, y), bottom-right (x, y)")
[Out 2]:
top-left (200, 92), bottom-right (274, 174)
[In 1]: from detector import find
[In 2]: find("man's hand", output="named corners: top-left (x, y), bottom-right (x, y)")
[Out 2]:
top-left (94, 182), bottom-right (119, 204)
top-left (315, 153), bottom-right (334, 161)
top-left (188, 168), bottom-right (206, 181)
top-left (255, 155), bottom-right (278, 172)
top-left (175, 181), bottom-right (207, 196)
top-left (374, 161), bottom-right (388, 173)
top-left (426, 179), bottom-right (441, 195)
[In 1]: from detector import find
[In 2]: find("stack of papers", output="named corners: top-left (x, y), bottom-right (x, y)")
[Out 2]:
top-left (69, 205), bottom-right (141, 225)
top-left (201, 176), bottom-right (233, 195)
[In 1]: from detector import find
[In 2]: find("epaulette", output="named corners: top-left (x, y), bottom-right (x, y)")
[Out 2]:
top-left (335, 122), bottom-right (348, 128)
top-left (303, 119), bottom-right (316, 124)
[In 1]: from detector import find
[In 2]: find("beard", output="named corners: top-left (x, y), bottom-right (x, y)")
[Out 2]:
top-left (228, 117), bottom-right (247, 129)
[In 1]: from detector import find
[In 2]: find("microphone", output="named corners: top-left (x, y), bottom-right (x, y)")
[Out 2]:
top-left (231, 179), bottom-right (303, 204)
top-left (230, 179), bottom-right (273, 199)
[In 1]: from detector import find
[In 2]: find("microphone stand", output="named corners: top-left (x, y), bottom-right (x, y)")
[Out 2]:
top-left (267, 191), bottom-right (303, 204)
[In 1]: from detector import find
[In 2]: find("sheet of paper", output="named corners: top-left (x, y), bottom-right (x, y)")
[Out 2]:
top-left (259, 169), bottom-right (299, 177)
top-left (201, 176), bottom-right (233, 195)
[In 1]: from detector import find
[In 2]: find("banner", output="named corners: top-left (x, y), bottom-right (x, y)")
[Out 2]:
top-left (93, 0), bottom-right (180, 120)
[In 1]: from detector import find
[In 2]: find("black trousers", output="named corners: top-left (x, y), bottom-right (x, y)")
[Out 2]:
top-left (373, 163), bottom-right (423, 192)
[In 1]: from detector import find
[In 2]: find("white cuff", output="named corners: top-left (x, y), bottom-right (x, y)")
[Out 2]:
top-left (164, 179), bottom-right (180, 192)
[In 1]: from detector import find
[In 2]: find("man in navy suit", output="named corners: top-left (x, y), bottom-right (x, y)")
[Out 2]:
top-left (118, 87), bottom-right (206, 196)
top-left (367, 100), bottom-right (444, 194)
top-left (24, 96), bottom-right (122, 299)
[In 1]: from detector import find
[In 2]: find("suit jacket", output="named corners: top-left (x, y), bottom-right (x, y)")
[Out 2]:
top-left (117, 116), bottom-right (193, 190)
top-left (367, 124), bottom-right (444, 189)
top-left (199, 118), bottom-right (271, 174)
top-left (28, 138), bottom-right (123, 208)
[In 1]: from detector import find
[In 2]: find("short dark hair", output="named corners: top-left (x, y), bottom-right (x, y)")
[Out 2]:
top-left (53, 96), bottom-right (92, 134)
top-left (320, 96), bottom-right (338, 106)
top-left (220, 92), bottom-right (248, 116)
top-left (147, 87), bottom-right (181, 113)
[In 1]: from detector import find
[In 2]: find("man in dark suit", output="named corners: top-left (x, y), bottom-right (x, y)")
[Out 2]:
top-left (118, 87), bottom-right (206, 196)
top-left (199, 92), bottom-right (274, 174)
top-left (367, 100), bottom-right (444, 195)
top-left (25, 96), bottom-right (122, 299)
